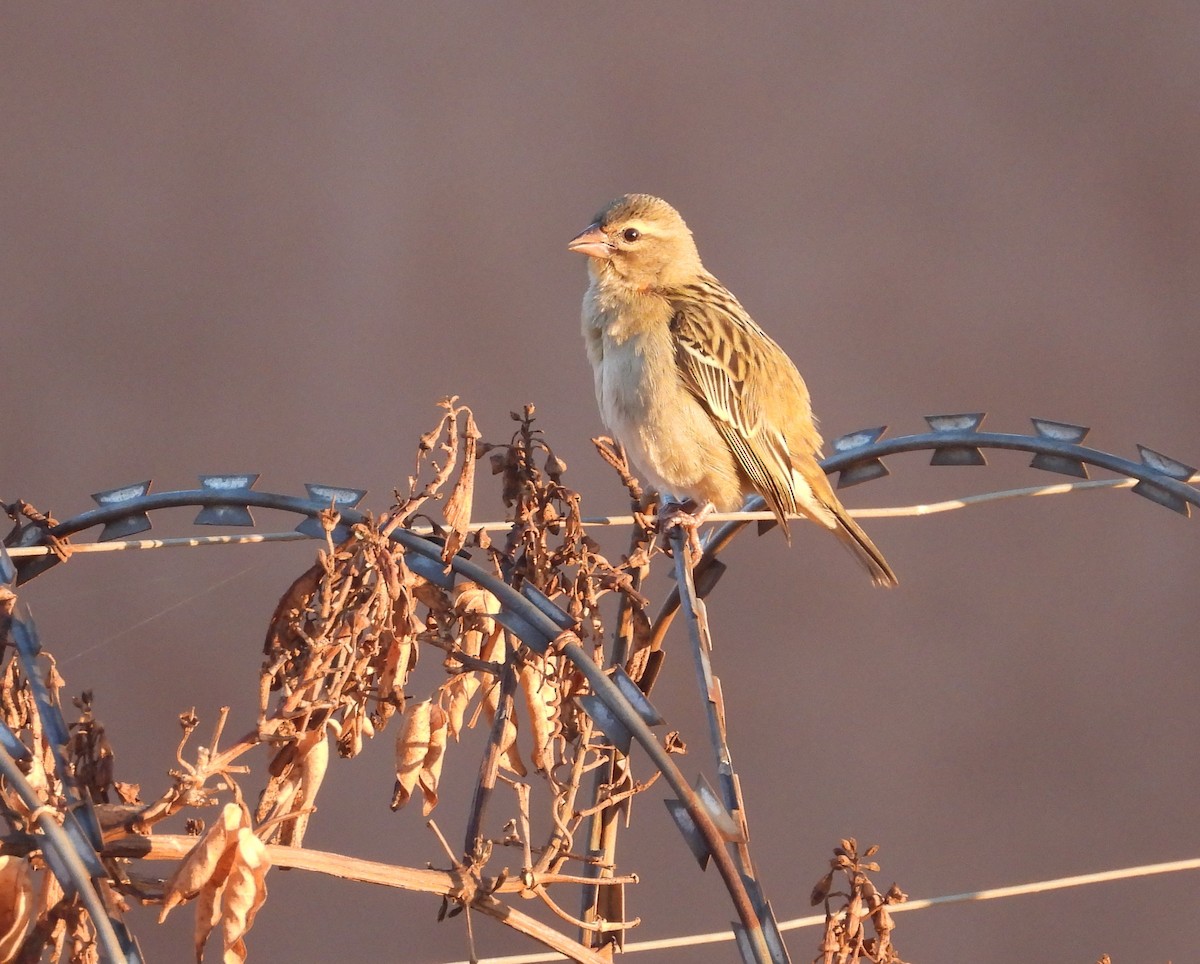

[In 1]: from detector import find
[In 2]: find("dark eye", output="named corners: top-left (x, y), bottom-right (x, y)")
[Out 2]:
top-left (621, 227), bottom-right (640, 243)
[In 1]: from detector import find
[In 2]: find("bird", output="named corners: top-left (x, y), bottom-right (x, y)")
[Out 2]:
top-left (568, 193), bottom-right (897, 587)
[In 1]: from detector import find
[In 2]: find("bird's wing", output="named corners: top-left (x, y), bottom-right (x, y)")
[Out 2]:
top-left (668, 285), bottom-right (800, 529)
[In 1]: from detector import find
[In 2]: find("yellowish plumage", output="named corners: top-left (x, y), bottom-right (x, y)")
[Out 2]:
top-left (570, 193), bottom-right (897, 587)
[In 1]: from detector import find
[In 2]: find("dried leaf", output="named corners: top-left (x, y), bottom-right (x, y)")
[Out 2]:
top-left (873, 904), bottom-right (894, 941)
top-left (336, 707), bottom-right (364, 759)
top-left (497, 717), bottom-right (525, 776)
top-left (220, 828), bottom-right (271, 964)
top-left (520, 653), bottom-right (560, 773)
top-left (31, 860), bottom-right (62, 926)
top-left (283, 730), bottom-right (329, 847)
top-left (480, 674), bottom-right (526, 776)
top-left (0, 855), bottom-right (33, 959)
top-left (453, 582), bottom-right (501, 634)
top-left (444, 673), bottom-right (481, 741)
top-left (442, 410), bottom-right (479, 563)
top-left (810, 869), bottom-right (835, 906)
top-left (192, 828), bottom-right (248, 961)
top-left (194, 864), bottom-right (228, 963)
top-left (479, 625), bottom-right (506, 665)
top-left (544, 449), bottom-right (567, 479)
top-left (388, 702), bottom-right (450, 814)
top-left (392, 701), bottom-right (433, 810)
top-left (417, 424), bottom-right (442, 453)
top-left (419, 706), bottom-right (449, 815)
top-left (452, 582), bottom-right (502, 671)
top-left (382, 631), bottom-right (416, 703)
top-left (160, 803), bottom-right (247, 922)
top-left (261, 563), bottom-right (322, 661)
top-left (845, 892), bottom-right (864, 938)
top-left (440, 527), bottom-right (467, 566)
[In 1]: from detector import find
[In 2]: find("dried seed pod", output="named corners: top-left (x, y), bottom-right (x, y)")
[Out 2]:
top-left (392, 701), bottom-right (434, 810)
top-left (0, 856), bottom-right (33, 959)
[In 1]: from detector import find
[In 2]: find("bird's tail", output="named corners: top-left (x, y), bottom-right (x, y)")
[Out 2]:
top-left (789, 466), bottom-right (899, 588)
top-left (829, 502), bottom-right (898, 588)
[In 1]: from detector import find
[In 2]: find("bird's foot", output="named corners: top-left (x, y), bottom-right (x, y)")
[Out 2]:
top-left (655, 499), bottom-right (714, 562)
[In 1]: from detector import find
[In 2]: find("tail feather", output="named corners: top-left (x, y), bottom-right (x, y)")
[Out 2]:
top-left (830, 504), bottom-right (898, 588)
top-left (789, 465), bottom-right (899, 588)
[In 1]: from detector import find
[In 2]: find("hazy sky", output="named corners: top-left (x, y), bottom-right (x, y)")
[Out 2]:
top-left (5, 4), bottom-right (1200, 961)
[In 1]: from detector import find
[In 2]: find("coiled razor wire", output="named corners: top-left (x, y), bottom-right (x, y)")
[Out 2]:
top-left (3, 414), bottom-right (1197, 964)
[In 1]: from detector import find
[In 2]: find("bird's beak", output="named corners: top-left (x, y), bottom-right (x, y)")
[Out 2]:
top-left (567, 223), bottom-right (613, 259)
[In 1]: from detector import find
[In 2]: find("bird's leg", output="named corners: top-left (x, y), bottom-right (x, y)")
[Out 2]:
top-left (655, 498), bottom-right (714, 561)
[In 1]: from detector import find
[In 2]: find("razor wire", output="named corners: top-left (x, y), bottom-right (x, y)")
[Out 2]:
top-left (2, 412), bottom-right (1197, 964)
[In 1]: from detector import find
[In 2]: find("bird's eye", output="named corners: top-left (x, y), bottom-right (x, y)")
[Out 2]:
top-left (621, 227), bottom-right (640, 243)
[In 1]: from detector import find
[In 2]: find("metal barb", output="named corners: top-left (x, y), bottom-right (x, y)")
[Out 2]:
top-left (1029, 419), bottom-right (1091, 478)
top-left (694, 774), bottom-right (745, 843)
top-left (520, 583), bottom-right (577, 630)
top-left (91, 481), bottom-right (154, 541)
top-left (1131, 481), bottom-right (1192, 516)
top-left (734, 924), bottom-right (754, 964)
top-left (756, 899), bottom-right (790, 963)
top-left (303, 483), bottom-right (368, 507)
top-left (1031, 417), bottom-right (1090, 443)
top-left (576, 695), bottom-right (633, 754)
top-left (692, 557), bottom-right (728, 597)
top-left (926, 413), bottom-right (987, 466)
top-left (293, 482), bottom-right (368, 538)
top-left (833, 426), bottom-right (892, 488)
top-left (832, 426), bottom-right (888, 451)
top-left (926, 413), bottom-right (987, 433)
top-left (611, 666), bottom-right (665, 727)
top-left (1136, 445), bottom-right (1197, 480)
top-left (194, 474), bottom-right (260, 527)
top-left (1132, 446), bottom-right (1198, 515)
top-left (663, 799), bottom-right (712, 870)
top-left (1029, 453), bottom-right (1089, 479)
top-left (836, 458), bottom-right (891, 489)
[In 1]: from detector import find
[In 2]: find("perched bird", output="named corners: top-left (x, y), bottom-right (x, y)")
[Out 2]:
top-left (568, 193), bottom-right (897, 587)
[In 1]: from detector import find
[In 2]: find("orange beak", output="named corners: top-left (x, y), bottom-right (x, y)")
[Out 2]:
top-left (567, 223), bottom-right (613, 259)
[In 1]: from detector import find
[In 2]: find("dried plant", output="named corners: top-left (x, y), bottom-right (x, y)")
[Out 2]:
top-left (810, 838), bottom-right (908, 964)
top-left (0, 400), bottom-right (670, 961)
top-left (0, 399), bottom-right (906, 962)
top-left (0, 622), bottom-right (131, 963)
top-left (158, 802), bottom-right (269, 963)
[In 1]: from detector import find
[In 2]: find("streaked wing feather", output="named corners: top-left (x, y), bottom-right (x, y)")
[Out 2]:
top-left (670, 291), bottom-right (798, 525)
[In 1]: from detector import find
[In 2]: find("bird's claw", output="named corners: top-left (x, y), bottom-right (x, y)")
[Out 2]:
top-left (655, 500), bottom-right (714, 562)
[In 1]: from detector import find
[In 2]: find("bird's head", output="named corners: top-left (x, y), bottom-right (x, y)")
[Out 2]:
top-left (568, 194), bottom-right (702, 290)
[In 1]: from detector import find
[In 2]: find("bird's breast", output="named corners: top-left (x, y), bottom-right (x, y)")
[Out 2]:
top-left (581, 293), bottom-right (743, 507)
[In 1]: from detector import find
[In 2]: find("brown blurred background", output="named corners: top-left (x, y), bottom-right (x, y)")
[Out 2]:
top-left (4, 4), bottom-right (1200, 961)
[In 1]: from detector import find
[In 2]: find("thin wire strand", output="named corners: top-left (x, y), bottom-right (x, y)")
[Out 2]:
top-left (5, 475), bottom-right (1158, 559)
top-left (10, 472), bottom-right (1195, 960)
top-left (60, 562), bottom-right (262, 665)
top-left (442, 856), bottom-right (1200, 963)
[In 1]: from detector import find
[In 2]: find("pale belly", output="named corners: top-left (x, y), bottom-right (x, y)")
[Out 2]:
top-left (594, 335), bottom-right (744, 509)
